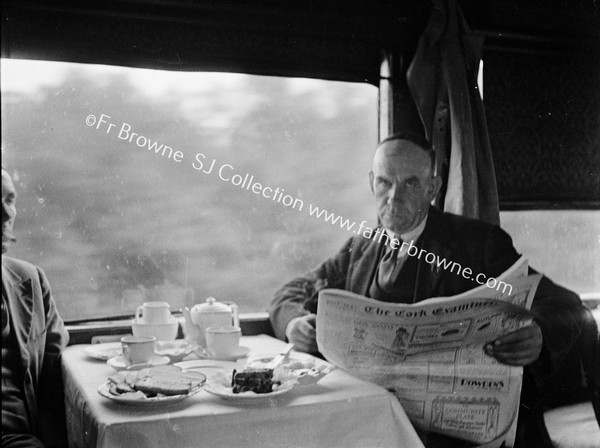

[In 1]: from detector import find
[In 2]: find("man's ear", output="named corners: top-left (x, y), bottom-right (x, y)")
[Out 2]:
top-left (368, 171), bottom-right (374, 194)
top-left (427, 176), bottom-right (443, 201)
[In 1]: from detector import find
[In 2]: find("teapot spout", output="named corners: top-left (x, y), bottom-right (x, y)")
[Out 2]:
top-left (183, 307), bottom-right (193, 325)
top-left (182, 308), bottom-right (202, 345)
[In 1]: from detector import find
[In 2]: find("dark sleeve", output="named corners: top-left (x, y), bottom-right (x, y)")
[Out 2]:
top-left (482, 225), bottom-right (521, 278)
top-left (482, 225), bottom-right (584, 375)
top-left (528, 274), bottom-right (585, 378)
top-left (36, 267), bottom-right (70, 448)
top-left (269, 237), bottom-right (354, 340)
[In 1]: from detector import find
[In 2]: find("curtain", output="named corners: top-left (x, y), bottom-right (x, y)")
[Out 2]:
top-left (406, 0), bottom-right (500, 225)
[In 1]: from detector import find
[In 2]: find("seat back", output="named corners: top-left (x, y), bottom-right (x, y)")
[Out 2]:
top-left (536, 306), bottom-right (600, 411)
top-left (537, 306), bottom-right (600, 447)
top-left (579, 306), bottom-right (600, 424)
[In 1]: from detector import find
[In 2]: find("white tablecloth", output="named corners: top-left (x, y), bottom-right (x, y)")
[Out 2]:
top-left (63, 335), bottom-right (424, 448)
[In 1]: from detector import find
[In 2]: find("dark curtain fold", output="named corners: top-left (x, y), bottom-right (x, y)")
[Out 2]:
top-left (407, 0), bottom-right (500, 225)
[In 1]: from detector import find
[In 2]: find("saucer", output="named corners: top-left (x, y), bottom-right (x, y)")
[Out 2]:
top-left (131, 319), bottom-right (179, 341)
top-left (154, 340), bottom-right (195, 363)
top-left (206, 346), bottom-right (250, 361)
top-left (107, 355), bottom-right (170, 371)
top-left (84, 342), bottom-right (122, 361)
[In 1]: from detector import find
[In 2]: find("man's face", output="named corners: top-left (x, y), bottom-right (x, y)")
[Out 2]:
top-left (2, 170), bottom-right (17, 254)
top-left (369, 140), bottom-right (441, 235)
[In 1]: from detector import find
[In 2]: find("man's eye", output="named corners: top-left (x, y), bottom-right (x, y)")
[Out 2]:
top-left (377, 178), bottom-right (391, 187)
top-left (406, 180), bottom-right (418, 188)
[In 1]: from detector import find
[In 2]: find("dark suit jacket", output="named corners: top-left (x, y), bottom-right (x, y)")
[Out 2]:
top-left (2, 256), bottom-right (69, 448)
top-left (270, 206), bottom-right (584, 383)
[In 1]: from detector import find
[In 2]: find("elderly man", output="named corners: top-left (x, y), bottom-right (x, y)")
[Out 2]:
top-left (269, 134), bottom-right (584, 447)
top-left (2, 167), bottom-right (69, 448)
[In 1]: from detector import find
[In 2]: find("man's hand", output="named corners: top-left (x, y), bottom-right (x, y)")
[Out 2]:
top-left (285, 314), bottom-right (318, 354)
top-left (484, 321), bottom-right (543, 366)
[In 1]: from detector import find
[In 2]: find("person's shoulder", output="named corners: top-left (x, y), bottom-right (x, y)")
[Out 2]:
top-left (434, 208), bottom-right (497, 231)
top-left (345, 229), bottom-right (380, 253)
top-left (2, 256), bottom-right (41, 279)
top-left (431, 208), bottom-right (507, 237)
top-left (429, 208), bottom-right (514, 250)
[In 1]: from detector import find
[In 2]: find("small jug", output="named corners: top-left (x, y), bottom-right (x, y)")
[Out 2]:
top-left (135, 301), bottom-right (173, 324)
top-left (184, 297), bottom-right (239, 347)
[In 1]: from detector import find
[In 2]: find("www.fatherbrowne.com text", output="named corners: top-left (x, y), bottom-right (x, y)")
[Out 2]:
top-left (86, 113), bottom-right (512, 295)
top-left (307, 206), bottom-right (512, 295)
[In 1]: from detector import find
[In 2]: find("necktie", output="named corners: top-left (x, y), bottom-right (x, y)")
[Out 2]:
top-left (377, 242), bottom-right (403, 293)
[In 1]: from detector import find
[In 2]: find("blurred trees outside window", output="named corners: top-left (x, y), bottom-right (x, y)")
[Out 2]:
top-left (1, 60), bottom-right (377, 321)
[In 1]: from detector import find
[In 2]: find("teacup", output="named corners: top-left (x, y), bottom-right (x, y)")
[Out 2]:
top-left (121, 335), bottom-right (156, 365)
top-left (205, 326), bottom-right (241, 357)
top-left (135, 301), bottom-right (173, 324)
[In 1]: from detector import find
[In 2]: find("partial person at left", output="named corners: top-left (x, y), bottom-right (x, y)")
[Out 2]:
top-left (2, 166), bottom-right (70, 448)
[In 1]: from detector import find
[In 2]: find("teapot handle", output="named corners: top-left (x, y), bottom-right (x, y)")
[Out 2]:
top-left (135, 305), bottom-right (144, 323)
top-left (182, 307), bottom-right (193, 326)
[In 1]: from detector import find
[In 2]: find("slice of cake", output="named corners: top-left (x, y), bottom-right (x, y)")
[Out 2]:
top-left (231, 368), bottom-right (280, 394)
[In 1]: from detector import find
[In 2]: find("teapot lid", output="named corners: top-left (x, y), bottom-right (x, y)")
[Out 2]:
top-left (193, 297), bottom-right (231, 313)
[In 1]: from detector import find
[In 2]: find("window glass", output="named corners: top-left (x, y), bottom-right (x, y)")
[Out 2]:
top-left (501, 210), bottom-right (600, 296)
top-left (1, 60), bottom-right (377, 321)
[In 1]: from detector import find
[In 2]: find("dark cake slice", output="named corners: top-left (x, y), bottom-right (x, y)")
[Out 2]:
top-left (231, 368), bottom-right (280, 394)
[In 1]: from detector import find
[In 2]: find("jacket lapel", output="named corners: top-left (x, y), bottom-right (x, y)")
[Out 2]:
top-left (414, 207), bottom-right (452, 301)
top-left (2, 261), bottom-right (35, 366)
top-left (348, 234), bottom-right (384, 297)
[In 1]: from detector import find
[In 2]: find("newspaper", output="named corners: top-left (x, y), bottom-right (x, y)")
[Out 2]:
top-left (316, 256), bottom-right (541, 445)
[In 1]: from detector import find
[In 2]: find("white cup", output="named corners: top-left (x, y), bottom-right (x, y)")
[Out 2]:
top-left (121, 335), bottom-right (156, 365)
top-left (135, 301), bottom-right (172, 324)
top-left (206, 326), bottom-right (241, 357)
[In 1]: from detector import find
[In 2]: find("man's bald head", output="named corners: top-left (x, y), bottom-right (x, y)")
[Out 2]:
top-left (373, 134), bottom-right (436, 175)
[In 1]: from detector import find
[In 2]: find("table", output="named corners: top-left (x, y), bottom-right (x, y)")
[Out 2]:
top-left (62, 335), bottom-right (424, 448)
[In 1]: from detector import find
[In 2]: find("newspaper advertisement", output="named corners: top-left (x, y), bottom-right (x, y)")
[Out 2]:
top-left (316, 257), bottom-right (541, 445)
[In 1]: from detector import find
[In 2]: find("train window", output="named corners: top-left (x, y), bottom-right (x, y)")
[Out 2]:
top-left (501, 210), bottom-right (600, 296)
top-left (1, 59), bottom-right (377, 322)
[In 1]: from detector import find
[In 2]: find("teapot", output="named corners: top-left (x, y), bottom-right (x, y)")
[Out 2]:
top-left (183, 297), bottom-right (239, 347)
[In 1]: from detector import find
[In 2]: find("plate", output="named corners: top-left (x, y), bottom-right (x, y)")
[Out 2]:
top-left (205, 346), bottom-right (250, 361)
top-left (107, 355), bottom-right (170, 371)
top-left (155, 340), bottom-right (196, 363)
top-left (97, 377), bottom-right (204, 406)
top-left (203, 370), bottom-right (296, 402)
top-left (174, 360), bottom-right (238, 377)
top-left (247, 353), bottom-right (334, 386)
top-left (84, 342), bottom-right (122, 361)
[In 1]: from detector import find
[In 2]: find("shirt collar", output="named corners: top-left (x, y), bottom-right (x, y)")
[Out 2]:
top-left (386, 213), bottom-right (428, 247)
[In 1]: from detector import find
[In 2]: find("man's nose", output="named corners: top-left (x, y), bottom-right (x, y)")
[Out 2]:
top-left (387, 184), bottom-right (404, 203)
